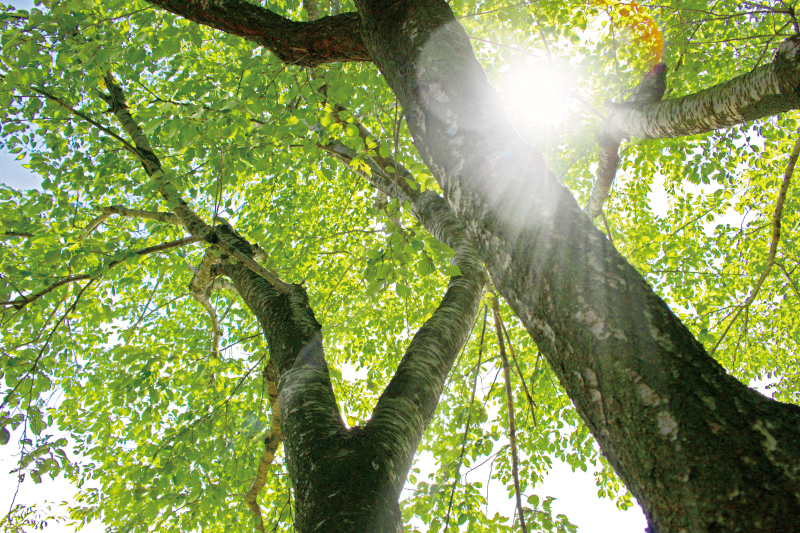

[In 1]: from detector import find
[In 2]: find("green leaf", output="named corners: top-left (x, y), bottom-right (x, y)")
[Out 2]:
top-left (442, 264), bottom-right (462, 277)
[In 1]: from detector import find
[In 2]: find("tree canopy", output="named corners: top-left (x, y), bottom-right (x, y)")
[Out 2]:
top-left (2, 0), bottom-right (800, 531)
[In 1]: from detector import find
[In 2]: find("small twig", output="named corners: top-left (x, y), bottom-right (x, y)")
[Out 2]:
top-left (128, 271), bottom-right (164, 333)
top-left (711, 133), bottom-right (800, 355)
top-left (779, 262), bottom-right (800, 299)
top-left (610, 21), bottom-right (624, 102)
top-left (28, 85), bottom-right (140, 158)
top-left (443, 305), bottom-right (488, 533)
top-left (0, 279), bottom-right (96, 413)
top-left (539, 30), bottom-right (553, 63)
top-left (492, 296), bottom-right (528, 533)
top-left (468, 35), bottom-right (543, 58)
top-left (497, 311), bottom-right (537, 424)
top-left (456, 1), bottom-right (533, 20)
top-left (558, 142), bottom-right (594, 182)
top-left (568, 89), bottom-right (609, 121)
top-left (1, 235), bottom-right (203, 310)
top-left (530, 350), bottom-right (543, 389)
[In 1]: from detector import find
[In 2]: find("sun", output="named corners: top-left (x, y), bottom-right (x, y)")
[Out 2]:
top-left (499, 62), bottom-right (572, 129)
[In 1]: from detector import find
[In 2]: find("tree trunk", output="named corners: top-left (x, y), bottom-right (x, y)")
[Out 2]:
top-left (139, 0), bottom-right (800, 529)
top-left (223, 262), bottom-right (405, 532)
top-left (354, 1), bottom-right (800, 531)
top-left (220, 181), bottom-right (484, 532)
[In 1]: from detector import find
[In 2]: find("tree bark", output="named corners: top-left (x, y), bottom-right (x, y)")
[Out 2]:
top-left (146, 0), bottom-right (368, 66)
top-left (353, 1), bottom-right (800, 531)
top-left (141, 1), bottom-right (800, 530)
top-left (587, 36), bottom-right (800, 218)
top-left (220, 188), bottom-right (484, 532)
top-left (608, 36), bottom-right (800, 141)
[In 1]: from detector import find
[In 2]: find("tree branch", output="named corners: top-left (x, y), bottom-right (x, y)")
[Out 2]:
top-left (244, 362), bottom-right (282, 533)
top-left (85, 205), bottom-right (181, 235)
top-left (320, 114), bottom-right (488, 492)
top-left (1, 231), bottom-right (34, 238)
top-left (498, 306), bottom-right (537, 423)
top-left (587, 36), bottom-right (800, 219)
top-left (99, 73), bottom-right (291, 293)
top-left (188, 249), bottom-right (224, 356)
top-left (145, 0), bottom-right (369, 67)
top-left (366, 195), bottom-right (485, 497)
top-left (492, 296), bottom-right (528, 533)
top-left (1, 235), bottom-right (203, 310)
top-left (0, 279), bottom-right (96, 413)
top-left (443, 305), bottom-right (487, 533)
top-left (711, 132), bottom-right (800, 355)
top-left (27, 84), bottom-right (140, 158)
top-left (320, 136), bottom-right (467, 252)
top-left (585, 132), bottom-right (622, 220)
top-left (319, 107), bottom-right (487, 500)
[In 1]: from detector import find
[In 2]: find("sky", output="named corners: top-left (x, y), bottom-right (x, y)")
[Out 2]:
top-left (0, 0), bottom-right (650, 531)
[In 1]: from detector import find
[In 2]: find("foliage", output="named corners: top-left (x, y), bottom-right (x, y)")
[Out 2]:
top-left (0, 0), bottom-right (798, 531)
top-left (0, 502), bottom-right (67, 530)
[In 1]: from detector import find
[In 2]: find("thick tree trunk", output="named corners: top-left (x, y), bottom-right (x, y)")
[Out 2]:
top-left (220, 182), bottom-right (484, 532)
top-left (140, 0), bottom-right (800, 530)
top-left (354, 1), bottom-right (800, 531)
top-left (223, 262), bottom-right (405, 532)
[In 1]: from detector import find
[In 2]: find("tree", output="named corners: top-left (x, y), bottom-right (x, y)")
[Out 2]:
top-left (2, 0), bottom-right (800, 531)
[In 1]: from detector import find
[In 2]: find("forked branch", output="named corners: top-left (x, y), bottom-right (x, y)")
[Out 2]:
top-left (98, 73), bottom-right (291, 293)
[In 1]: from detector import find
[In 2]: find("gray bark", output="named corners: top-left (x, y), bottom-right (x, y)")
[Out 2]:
top-left (354, 1), bottom-right (800, 531)
top-left (99, 59), bottom-right (485, 531)
top-left (609, 36), bottom-right (800, 141)
top-left (220, 184), bottom-right (484, 532)
top-left (140, 0), bottom-right (800, 530)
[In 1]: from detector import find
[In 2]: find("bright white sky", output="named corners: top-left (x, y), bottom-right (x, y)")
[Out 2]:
top-left (0, 0), bottom-right (651, 530)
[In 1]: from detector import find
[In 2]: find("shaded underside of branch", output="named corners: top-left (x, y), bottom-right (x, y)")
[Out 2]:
top-left (145, 0), bottom-right (369, 66)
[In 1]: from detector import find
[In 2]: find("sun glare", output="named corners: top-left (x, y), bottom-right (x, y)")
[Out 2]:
top-left (500, 63), bottom-right (571, 130)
